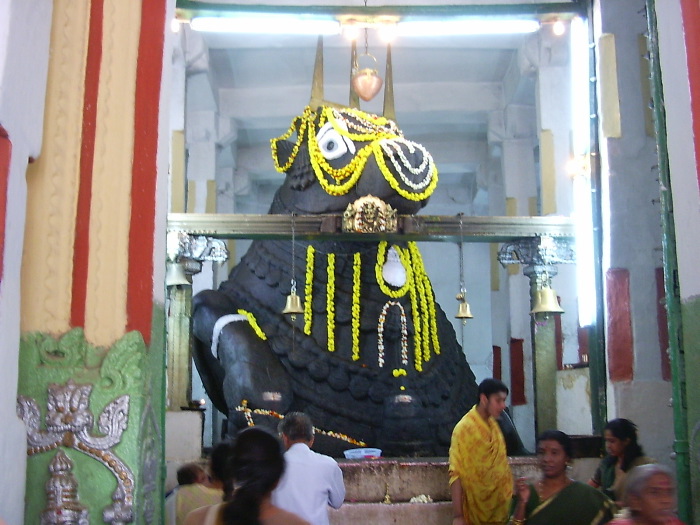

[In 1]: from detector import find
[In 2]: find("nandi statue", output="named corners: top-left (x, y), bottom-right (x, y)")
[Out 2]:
top-left (192, 42), bottom-right (524, 457)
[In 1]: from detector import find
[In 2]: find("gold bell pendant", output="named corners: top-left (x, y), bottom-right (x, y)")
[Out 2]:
top-left (282, 292), bottom-right (304, 320)
top-left (455, 292), bottom-right (473, 322)
top-left (530, 288), bottom-right (564, 316)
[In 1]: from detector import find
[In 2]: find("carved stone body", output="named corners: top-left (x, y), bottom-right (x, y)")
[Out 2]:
top-left (193, 106), bottom-right (495, 456)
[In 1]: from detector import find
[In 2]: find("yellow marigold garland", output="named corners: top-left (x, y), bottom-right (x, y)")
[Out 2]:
top-left (408, 242), bottom-right (441, 359)
top-left (270, 106), bottom-right (438, 200)
top-left (375, 242), bottom-right (412, 298)
top-left (412, 255), bottom-right (431, 364)
top-left (270, 108), bottom-right (312, 173)
top-left (303, 246), bottom-right (315, 335)
top-left (351, 252), bottom-right (362, 361)
top-left (326, 253), bottom-right (336, 352)
top-left (236, 309), bottom-right (267, 341)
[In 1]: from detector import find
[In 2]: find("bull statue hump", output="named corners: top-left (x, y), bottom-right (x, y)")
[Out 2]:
top-left (193, 105), bottom-right (482, 457)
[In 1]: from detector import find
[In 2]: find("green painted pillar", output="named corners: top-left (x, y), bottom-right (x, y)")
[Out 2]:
top-left (526, 266), bottom-right (558, 436)
top-left (17, 328), bottom-right (165, 524)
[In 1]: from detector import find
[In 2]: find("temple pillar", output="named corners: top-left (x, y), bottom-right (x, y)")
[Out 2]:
top-left (15, 0), bottom-right (171, 523)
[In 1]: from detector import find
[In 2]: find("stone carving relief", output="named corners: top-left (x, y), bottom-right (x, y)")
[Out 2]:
top-left (17, 380), bottom-right (134, 524)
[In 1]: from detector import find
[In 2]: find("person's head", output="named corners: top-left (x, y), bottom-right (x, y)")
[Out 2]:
top-left (176, 462), bottom-right (207, 486)
top-left (477, 378), bottom-right (509, 419)
top-left (604, 418), bottom-right (644, 469)
top-left (278, 412), bottom-right (314, 449)
top-left (624, 464), bottom-right (677, 524)
top-left (221, 427), bottom-right (286, 525)
top-left (208, 440), bottom-right (235, 485)
top-left (536, 430), bottom-right (573, 479)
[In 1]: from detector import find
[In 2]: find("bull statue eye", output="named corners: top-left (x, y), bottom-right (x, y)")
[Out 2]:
top-left (316, 122), bottom-right (356, 160)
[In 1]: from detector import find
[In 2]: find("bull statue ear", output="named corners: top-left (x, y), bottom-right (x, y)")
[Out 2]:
top-left (277, 142), bottom-right (316, 191)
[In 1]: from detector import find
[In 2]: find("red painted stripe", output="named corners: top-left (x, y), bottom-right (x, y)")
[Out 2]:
top-left (71, 0), bottom-right (104, 327)
top-left (680, 0), bottom-right (700, 192)
top-left (655, 267), bottom-right (671, 381)
top-left (127, 0), bottom-right (167, 344)
top-left (509, 338), bottom-right (526, 405)
top-left (0, 126), bottom-right (11, 282)
top-left (492, 345), bottom-right (502, 381)
top-left (605, 268), bottom-right (634, 382)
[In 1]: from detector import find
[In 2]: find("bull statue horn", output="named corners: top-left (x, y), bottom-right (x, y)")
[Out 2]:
top-left (383, 43), bottom-right (396, 122)
top-left (310, 36), bottom-right (325, 108)
top-left (349, 39), bottom-right (360, 109)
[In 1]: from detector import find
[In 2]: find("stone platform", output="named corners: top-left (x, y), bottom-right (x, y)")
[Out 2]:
top-left (329, 457), bottom-right (540, 525)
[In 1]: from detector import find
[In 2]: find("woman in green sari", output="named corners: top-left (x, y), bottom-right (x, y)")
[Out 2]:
top-left (510, 430), bottom-right (615, 525)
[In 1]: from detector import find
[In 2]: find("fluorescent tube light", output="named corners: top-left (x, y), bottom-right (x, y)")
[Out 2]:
top-left (396, 19), bottom-right (539, 36)
top-left (191, 15), bottom-right (341, 35)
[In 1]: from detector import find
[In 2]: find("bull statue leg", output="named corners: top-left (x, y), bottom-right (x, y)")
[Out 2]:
top-left (192, 289), bottom-right (292, 434)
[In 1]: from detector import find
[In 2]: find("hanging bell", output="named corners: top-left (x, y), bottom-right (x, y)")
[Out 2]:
top-left (282, 292), bottom-right (304, 319)
top-left (352, 53), bottom-right (383, 102)
top-left (455, 292), bottom-right (473, 320)
top-left (165, 261), bottom-right (190, 286)
top-left (456, 300), bottom-right (474, 320)
top-left (530, 288), bottom-right (564, 315)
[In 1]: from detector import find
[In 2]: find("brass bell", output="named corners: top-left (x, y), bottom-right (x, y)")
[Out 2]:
top-left (455, 292), bottom-right (473, 320)
top-left (282, 292), bottom-right (304, 319)
top-left (165, 261), bottom-right (190, 286)
top-left (456, 301), bottom-right (473, 320)
top-left (530, 288), bottom-right (564, 315)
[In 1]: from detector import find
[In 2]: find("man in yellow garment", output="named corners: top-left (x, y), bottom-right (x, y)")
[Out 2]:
top-left (449, 378), bottom-right (513, 525)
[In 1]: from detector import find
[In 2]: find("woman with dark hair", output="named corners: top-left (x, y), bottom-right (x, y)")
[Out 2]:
top-left (184, 427), bottom-right (310, 525)
top-left (510, 430), bottom-right (615, 525)
top-left (589, 419), bottom-right (653, 505)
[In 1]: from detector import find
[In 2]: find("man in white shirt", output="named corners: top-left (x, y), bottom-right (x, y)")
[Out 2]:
top-left (272, 412), bottom-right (345, 525)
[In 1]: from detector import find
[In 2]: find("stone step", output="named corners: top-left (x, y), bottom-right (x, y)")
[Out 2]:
top-left (329, 457), bottom-right (540, 525)
top-left (330, 501), bottom-right (452, 524)
top-left (337, 456), bottom-right (539, 503)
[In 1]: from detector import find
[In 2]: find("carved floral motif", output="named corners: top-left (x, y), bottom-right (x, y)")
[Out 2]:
top-left (17, 380), bottom-right (134, 524)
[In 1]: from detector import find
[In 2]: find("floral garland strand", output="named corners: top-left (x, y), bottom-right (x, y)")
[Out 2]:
top-left (270, 107), bottom-right (312, 173)
top-left (303, 246), bottom-right (315, 335)
top-left (326, 253), bottom-right (336, 352)
top-left (351, 252), bottom-right (362, 361)
top-left (271, 106), bottom-right (438, 200)
top-left (408, 242), bottom-right (441, 358)
top-left (377, 301), bottom-right (409, 368)
top-left (408, 260), bottom-right (423, 373)
top-left (413, 254), bottom-right (431, 364)
top-left (375, 242), bottom-right (412, 298)
top-left (236, 400), bottom-right (366, 446)
top-left (236, 309), bottom-right (267, 341)
top-left (372, 140), bottom-right (439, 202)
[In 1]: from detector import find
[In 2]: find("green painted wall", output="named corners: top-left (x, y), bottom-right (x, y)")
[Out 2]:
top-left (682, 295), bottom-right (700, 525)
top-left (18, 315), bottom-right (166, 524)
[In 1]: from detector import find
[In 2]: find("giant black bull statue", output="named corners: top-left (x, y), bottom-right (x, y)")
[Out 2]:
top-left (192, 105), bottom-right (525, 457)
